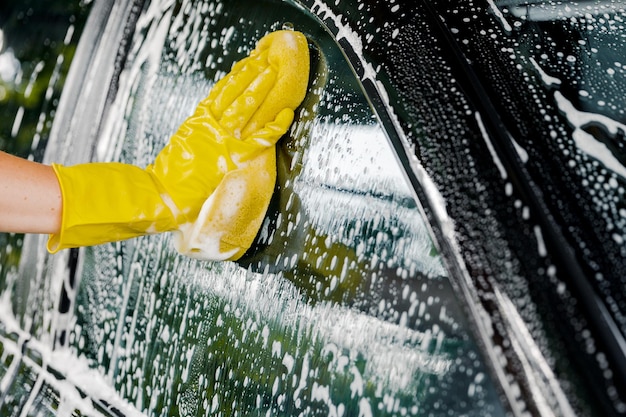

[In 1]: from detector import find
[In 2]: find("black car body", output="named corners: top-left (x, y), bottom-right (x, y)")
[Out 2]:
top-left (1, 0), bottom-right (625, 416)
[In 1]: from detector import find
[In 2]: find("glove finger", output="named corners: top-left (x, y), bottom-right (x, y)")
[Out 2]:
top-left (245, 108), bottom-right (294, 147)
top-left (226, 108), bottom-right (294, 164)
top-left (241, 31), bottom-right (310, 138)
top-left (219, 66), bottom-right (277, 138)
top-left (177, 110), bottom-right (234, 144)
top-left (204, 50), bottom-right (270, 120)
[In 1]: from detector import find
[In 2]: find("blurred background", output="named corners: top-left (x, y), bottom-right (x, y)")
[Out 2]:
top-left (0, 0), bottom-right (91, 292)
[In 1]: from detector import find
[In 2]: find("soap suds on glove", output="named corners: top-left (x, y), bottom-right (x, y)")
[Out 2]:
top-left (173, 177), bottom-right (247, 261)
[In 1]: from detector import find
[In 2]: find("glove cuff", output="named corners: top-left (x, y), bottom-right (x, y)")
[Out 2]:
top-left (48, 163), bottom-right (178, 253)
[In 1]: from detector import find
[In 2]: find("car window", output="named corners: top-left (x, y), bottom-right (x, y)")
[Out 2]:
top-left (1, 0), bottom-right (509, 416)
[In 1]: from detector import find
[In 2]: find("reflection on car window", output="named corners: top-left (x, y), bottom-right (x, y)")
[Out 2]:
top-left (1, 0), bottom-right (508, 415)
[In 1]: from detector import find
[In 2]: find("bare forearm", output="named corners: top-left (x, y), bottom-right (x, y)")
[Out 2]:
top-left (0, 151), bottom-right (62, 234)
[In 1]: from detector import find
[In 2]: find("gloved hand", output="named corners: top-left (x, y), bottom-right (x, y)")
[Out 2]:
top-left (47, 29), bottom-right (310, 261)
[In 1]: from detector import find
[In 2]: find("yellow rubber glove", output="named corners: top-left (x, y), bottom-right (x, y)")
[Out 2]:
top-left (47, 30), bottom-right (310, 261)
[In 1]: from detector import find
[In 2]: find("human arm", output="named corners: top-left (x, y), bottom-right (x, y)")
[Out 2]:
top-left (0, 151), bottom-right (62, 234)
top-left (45, 30), bottom-right (310, 260)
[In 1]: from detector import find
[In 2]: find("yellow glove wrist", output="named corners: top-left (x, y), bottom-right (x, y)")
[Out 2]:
top-left (47, 162), bottom-right (178, 253)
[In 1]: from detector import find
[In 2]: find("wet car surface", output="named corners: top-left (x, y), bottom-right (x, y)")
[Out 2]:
top-left (1, 0), bottom-right (626, 416)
